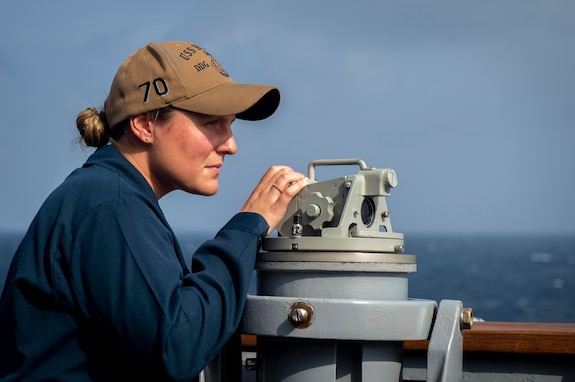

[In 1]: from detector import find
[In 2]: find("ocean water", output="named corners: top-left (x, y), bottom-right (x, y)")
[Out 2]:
top-left (1, 232), bottom-right (574, 323)
top-left (404, 233), bottom-right (575, 323)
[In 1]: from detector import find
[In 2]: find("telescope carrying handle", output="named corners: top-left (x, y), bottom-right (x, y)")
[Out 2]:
top-left (307, 159), bottom-right (368, 181)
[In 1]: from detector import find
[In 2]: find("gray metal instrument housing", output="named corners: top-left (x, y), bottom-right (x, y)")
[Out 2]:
top-left (264, 158), bottom-right (404, 253)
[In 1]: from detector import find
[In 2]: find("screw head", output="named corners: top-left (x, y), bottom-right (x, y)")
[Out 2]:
top-left (287, 301), bottom-right (315, 329)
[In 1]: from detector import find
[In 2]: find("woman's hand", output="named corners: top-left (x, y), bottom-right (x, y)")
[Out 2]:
top-left (241, 166), bottom-right (308, 235)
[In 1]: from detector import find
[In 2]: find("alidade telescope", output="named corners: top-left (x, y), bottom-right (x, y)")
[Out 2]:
top-left (268, 158), bottom-right (403, 253)
top-left (241, 159), bottom-right (472, 382)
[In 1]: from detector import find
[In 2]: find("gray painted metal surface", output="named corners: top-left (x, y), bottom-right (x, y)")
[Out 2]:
top-left (238, 159), bottom-right (468, 381)
top-left (243, 296), bottom-right (436, 341)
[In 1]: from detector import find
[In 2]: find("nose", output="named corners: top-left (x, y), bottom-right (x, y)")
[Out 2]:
top-left (221, 135), bottom-right (237, 155)
top-left (218, 128), bottom-right (237, 155)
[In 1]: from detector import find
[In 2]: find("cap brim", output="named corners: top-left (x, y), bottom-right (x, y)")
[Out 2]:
top-left (171, 83), bottom-right (280, 121)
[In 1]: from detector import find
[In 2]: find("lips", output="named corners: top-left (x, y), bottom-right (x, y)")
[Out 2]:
top-left (206, 163), bottom-right (222, 175)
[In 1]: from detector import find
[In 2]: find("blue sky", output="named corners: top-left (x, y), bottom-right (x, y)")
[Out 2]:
top-left (1, 1), bottom-right (574, 236)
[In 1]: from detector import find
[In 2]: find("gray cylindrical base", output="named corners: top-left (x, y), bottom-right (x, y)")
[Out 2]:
top-left (256, 251), bottom-right (415, 301)
top-left (258, 270), bottom-right (408, 301)
top-left (252, 250), bottom-right (413, 381)
top-left (257, 337), bottom-right (402, 382)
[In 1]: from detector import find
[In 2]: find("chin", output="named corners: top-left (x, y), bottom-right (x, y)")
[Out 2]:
top-left (191, 185), bottom-right (219, 196)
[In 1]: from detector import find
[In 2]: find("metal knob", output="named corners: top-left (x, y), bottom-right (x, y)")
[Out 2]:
top-left (460, 307), bottom-right (473, 330)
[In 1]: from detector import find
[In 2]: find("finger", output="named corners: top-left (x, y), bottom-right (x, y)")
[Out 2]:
top-left (262, 166), bottom-right (293, 184)
top-left (271, 183), bottom-right (283, 194)
top-left (270, 173), bottom-right (308, 199)
top-left (282, 176), bottom-right (308, 197)
top-left (266, 169), bottom-right (296, 196)
top-left (253, 166), bottom-right (293, 195)
top-left (270, 169), bottom-right (304, 191)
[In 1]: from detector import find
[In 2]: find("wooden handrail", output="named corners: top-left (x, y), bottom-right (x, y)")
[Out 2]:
top-left (466, 321), bottom-right (575, 354)
top-left (242, 322), bottom-right (575, 355)
top-left (404, 322), bottom-right (575, 355)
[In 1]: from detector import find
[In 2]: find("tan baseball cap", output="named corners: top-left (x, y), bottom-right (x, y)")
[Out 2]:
top-left (104, 41), bottom-right (280, 128)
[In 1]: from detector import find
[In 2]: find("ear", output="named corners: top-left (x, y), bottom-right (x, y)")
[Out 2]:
top-left (129, 113), bottom-right (153, 143)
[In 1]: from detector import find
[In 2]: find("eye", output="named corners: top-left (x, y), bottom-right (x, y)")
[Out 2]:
top-left (205, 117), bottom-right (235, 129)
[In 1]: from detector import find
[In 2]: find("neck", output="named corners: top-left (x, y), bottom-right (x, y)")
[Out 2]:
top-left (112, 140), bottom-right (162, 199)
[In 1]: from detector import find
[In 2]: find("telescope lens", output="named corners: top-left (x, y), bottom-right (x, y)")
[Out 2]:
top-left (361, 197), bottom-right (376, 227)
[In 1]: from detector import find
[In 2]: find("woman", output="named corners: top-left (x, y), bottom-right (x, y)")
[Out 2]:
top-left (0, 41), bottom-right (307, 381)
